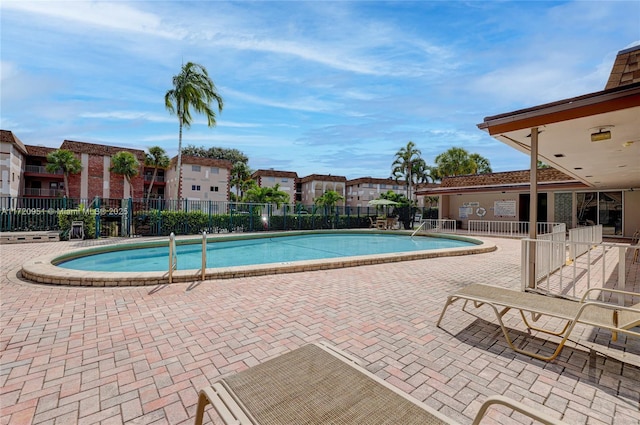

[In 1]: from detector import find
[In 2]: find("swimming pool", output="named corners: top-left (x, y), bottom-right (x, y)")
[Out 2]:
top-left (58, 233), bottom-right (476, 272)
top-left (21, 231), bottom-right (495, 286)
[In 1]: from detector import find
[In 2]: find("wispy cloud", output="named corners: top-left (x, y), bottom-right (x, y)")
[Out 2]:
top-left (2, 0), bottom-right (182, 39)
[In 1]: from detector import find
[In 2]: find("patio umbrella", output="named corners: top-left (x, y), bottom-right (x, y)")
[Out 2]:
top-left (367, 199), bottom-right (399, 206)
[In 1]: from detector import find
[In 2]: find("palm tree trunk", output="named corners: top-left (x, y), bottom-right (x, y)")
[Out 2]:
top-left (146, 167), bottom-right (158, 204)
top-left (176, 117), bottom-right (183, 203)
top-left (63, 173), bottom-right (70, 198)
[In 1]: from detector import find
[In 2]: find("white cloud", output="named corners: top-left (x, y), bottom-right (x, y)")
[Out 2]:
top-left (2, 0), bottom-right (182, 39)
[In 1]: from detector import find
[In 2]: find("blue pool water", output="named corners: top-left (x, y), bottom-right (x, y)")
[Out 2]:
top-left (57, 233), bottom-right (475, 272)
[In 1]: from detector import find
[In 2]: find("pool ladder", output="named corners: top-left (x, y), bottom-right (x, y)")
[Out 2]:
top-left (168, 231), bottom-right (208, 284)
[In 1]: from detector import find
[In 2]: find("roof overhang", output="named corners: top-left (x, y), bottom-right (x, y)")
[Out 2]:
top-left (478, 83), bottom-right (640, 190)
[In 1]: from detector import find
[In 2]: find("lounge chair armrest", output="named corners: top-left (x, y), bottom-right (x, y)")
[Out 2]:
top-left (472, 395), bottom-right (567, 425)
top-left (195, 383), bottom-right (256, 425)
top-left (581, 287), bottom-right (640, 303)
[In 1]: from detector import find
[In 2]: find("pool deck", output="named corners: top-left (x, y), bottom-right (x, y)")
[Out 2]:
top-left (1, 235), bottom-right (639, 424)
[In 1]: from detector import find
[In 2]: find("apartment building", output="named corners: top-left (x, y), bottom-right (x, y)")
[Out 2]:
top-left (23, 145), bottom-right (64, 197)
top-left (167, 155), bottom-right (232, 202)
top-left (60, 140), bottom-right (146, 199)
top-left (298, 174), bottom-right (347, 206)
top-left (251, 169), bottom-right (299, 202)
top-left (345, 177), bottom-right (407, 208)
top-left (0, 130), bottom-right (27, 197)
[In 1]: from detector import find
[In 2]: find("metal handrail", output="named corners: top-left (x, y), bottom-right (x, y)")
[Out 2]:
top-left (168, 232), bottom-right (177, 283)
top-left (201, 231), bottom-right (207, 281)
top-left (411, 221), bottom-right (427, 237)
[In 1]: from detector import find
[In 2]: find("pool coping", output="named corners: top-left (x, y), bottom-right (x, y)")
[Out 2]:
top-left (21, 230), bottom-right (497, 287)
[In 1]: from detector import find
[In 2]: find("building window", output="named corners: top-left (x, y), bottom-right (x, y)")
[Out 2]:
top-left (210, 186), bottom-right (219, 192)
top-left (192, 165), bottom-right (201, 172)
top-left (210, 167), bottom-right (219, 174)
top-left (192, 185), bottom-right (201, 191)
top-left (281, 178), bottom-right (288, 182)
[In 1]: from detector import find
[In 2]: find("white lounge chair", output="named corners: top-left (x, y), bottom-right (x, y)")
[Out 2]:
top-left (437, 284), bottom-right (640, 361)
top-left (195, 342), bottom-right (566, 425)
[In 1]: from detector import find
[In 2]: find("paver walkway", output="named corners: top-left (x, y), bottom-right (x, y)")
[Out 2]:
top-left (1, 236), bottom-right (639, 424)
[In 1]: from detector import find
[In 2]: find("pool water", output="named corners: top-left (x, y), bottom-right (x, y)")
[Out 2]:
top-left (57, 233), bottom-right (475, 272)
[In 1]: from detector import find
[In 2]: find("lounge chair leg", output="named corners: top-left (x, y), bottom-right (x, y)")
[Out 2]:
top-left (437, 296), bottom-right (458, 327)
top-left (472, 395), bottom-right (564, 425)
top-left (519, 310), bottom-right (572, 337)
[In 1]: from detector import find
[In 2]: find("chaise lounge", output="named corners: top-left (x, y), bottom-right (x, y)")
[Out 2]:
top-left (437, 284), bottom-right (640, 361)
top-left (194, 342), bottom-right (566, 425)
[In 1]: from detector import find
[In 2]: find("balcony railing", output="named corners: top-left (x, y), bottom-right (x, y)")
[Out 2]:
top-left (23, 188), bottom-right (64, 197)
top-left (144, 175), bottom-right (165, 182)
top-left (25, 165), bottom-right (63, 174)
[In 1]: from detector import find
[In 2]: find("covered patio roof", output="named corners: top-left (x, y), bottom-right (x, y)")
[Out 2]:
top-left (478, 46), bottom-right (640, 190)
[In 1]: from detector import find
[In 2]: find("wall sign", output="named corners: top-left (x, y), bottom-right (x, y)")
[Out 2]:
top-left (494, 200), bottom-right (516, 217)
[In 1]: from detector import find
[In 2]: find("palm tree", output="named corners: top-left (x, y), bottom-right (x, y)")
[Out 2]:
top-left (314, 190), bottom-right (344, 211)
top-left (230, 161), bottom-right (252, 200)
top-left (434, 147), bottom-right (474, 177)
top-left (165, 62), bottom-right (224, 200)
top-left (244, 184), bottom-right (289, 207)
top-left (391, 141), bottom-right (425, 202)
top-left (145, 146), bottom-right (170, 203)
top-left (315, 190), bottom-right (345, 229)
top-left (110, 151), bottom-right (140, 196)
top-left (46, 149), bottom-right (82, 198)
top-left (469, 153), bottom-right (492, 174)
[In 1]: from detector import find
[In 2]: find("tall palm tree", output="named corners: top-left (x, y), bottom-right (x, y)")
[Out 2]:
top-left (230, 161), bottom-right (252, 200)
top-left (46, 149), bottom-right (82, 198)
top-left (165, 62), bottom-right (223, 200)
top-left (145, 146), bottom-right (170, 203)
top-left (391, 141), bottom-right (424, 202)
top-left (110, 151), bottom-right (140, 196)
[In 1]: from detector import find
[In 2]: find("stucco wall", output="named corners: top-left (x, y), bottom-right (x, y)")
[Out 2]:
top-left (624, 190), bottom-right (640, 237)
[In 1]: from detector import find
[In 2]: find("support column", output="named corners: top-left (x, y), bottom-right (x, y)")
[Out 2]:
top-left (528, 127), bottom-right (539, 289)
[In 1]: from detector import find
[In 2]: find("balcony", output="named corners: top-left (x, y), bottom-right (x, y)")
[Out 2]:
top-left (24, 165), bottom-right (63, 176)
top-left (23, 188), bottom-right (65, 197)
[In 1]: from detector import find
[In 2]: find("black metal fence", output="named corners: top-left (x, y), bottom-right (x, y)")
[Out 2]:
top-left (0, 197), bottom-right (437, 238)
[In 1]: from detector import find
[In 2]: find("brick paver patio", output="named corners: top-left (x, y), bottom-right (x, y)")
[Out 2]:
top-left (1, 236), bottom-right (639, 424)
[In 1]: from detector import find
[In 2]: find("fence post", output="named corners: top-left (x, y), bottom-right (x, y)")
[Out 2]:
top-left (128, 198), bottom-right (133, 237)
top-left (95, 197), bottom-right (101, 239)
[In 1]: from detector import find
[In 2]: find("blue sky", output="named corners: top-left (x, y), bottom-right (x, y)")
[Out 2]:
top-left (2, 1), bottom-right (639, 180)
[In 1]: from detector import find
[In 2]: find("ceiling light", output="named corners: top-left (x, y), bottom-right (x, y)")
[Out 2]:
top-left (590, 126), bottom-right (613, 142)
top-left (553, 154), bottom-right (565, 158)
top-left (623, 141), bottom-right (635, 147)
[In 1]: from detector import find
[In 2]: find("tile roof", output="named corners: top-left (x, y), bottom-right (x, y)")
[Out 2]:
top-left (440, 168), bottom-right (576, 188)
top-left (25, 145), bottom-right (57, 157)
top-left (416, 168), bottom-right (589, 195)
top-left (0, 130), bottom-right (28, 155)
top-left (60, 140), bottom-right (145, 160)
top-left (170, 155), bottom-right (233, 169)
top-left (251, 169), bottom-right (298, 179)
top-left (299, 174), bottom-right (347, 183)
top-left (605, 45), bottom-right (640, 90)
